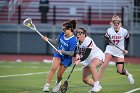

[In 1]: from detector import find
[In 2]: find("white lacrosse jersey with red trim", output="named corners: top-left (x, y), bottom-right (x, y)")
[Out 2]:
top-left (105, 27), bottom-right (129, 58)
top-left (77, 36), bottom-right (104, 67)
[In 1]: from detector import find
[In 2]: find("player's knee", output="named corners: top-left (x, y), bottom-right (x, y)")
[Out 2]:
top-left (101, 65), bottom-right (107, 71)
top-left (50, 67), bottom-right (57, 73)
top-left (116, 62), bottom-right (126, 75)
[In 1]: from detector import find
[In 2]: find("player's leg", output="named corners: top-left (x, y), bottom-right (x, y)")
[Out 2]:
top-left (82, 66), bottom-right (94, 86)
top-left (43, 57), bottom-right (61, 92)
top-left (98, 53), bottom-right (112, 81)
top-left (52, 64), bottom-right (67, 92)
top-left (57, 64), bottom-right (67, 83)
top-left (90, 58), bottom-right (102, 92)
top-left (115, 57), bottom-right (134, 84)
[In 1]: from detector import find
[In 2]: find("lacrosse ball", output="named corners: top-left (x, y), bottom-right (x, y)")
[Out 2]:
top-left (27, 23), bottom-right (31, 27)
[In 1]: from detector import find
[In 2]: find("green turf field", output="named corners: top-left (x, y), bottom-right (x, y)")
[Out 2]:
top-left (0, 61), bottom-right (140, 93)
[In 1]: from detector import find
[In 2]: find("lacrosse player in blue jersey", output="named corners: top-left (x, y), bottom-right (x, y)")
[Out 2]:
top-left (42, 19), bottom-right (77, 92)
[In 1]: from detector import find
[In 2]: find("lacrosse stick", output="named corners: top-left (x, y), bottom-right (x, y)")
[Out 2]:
top-left (23, 18), bottom-right (62, 55)
top-left (60, 64), bottom-right (76, 93)
top-left (103, 36), bottom-right (125, 53)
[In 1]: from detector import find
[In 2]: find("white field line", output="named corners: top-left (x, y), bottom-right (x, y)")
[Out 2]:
top-left (0, 68), bottom-right (82, 78)
top-left (0, 65), bottom-right (47, 68)
top-left (124, 88), bottom-right (140, 93)
top-left (1, 65), bottom-right (140, 71)
top-left (0, 72), bottom-right (47, 78)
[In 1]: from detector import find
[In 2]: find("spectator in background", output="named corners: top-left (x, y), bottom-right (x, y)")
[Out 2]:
top-left (39, 0), bottom-right (49, 23)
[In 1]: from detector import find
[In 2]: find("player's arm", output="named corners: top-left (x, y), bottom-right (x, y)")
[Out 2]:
top-left (61, 43), bottom-right (76, 56)
top-left (104, 31), bottom-right (110, 45)
top-left (125, 36), bottom-right (129, 50)
top-left (48, 32), bottom-right (63, 45)
top-left (80, 39), bottom-right (93, 61)
top-left (60, 38), bottom-right (77, 56)
top-left (124, 31), bottom-right (129, 54)
top-left (61, 50), bottom-right (74, 56)
top-left (57, 48), bottom-right (75, 56)
top-left (48, 38), bottom-right (59, 45)
top-left (79, 48), bottom-right (92, 61)
top-left (74, 48), bottom-right (92, 65)
top-left (104, 36), bottom-right (110, 45)
top-left (42, 36), bottom-right (59, 45)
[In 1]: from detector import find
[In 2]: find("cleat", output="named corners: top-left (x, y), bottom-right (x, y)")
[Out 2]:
top-left (99, 84), bottom-right (102, 90)
top-left (128, 74), bottom-right (134, 84)
top-left (88, 90), bottom-right (91, 93)
top-left (43, 83), bottom-right (50, 92)
top-left (91, 86), bottom-right (101, 92)
top-left (52, 81), bottom-right (61, 92)
top-left (89, 85), bottom-right (102, 93)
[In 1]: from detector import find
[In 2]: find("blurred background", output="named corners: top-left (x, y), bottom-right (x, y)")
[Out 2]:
top-left (0, 0), bottom-right (140, 59)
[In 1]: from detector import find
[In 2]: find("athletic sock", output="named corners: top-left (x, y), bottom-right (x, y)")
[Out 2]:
top-left (45, 83), bottom-right (50, 86)
top-left (94, 81), bottom-right (99, 87)
top-left (125, 69), bottom-right (130, 76)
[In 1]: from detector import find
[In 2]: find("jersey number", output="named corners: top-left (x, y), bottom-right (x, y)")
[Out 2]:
top-left (79, 48), bottom-right (86, 55)
top-left (113, 40), bottom-right (120, 45)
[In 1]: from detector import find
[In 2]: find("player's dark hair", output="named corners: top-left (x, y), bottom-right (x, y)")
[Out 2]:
top-left (62, 19), bottom-right (77, 32)
top-left (77, 27), bottom-right (87, 37)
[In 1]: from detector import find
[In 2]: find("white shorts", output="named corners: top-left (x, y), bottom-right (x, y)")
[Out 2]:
top-left (105, 45), bottom-right (124, 58)
top-left (81, 51), bottom-right (105, 68)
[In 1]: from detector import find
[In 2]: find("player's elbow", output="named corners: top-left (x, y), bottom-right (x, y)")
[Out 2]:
top-left (69, 51), bottom-right (74, 57)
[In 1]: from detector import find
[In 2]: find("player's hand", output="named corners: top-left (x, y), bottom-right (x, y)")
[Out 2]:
top-left (75, 54), bottom-right (80, 60)
top-left (57, 50), bottom-right (62, 54)
top-left (124, 50), bottom-right (128, 54)
top-left (42, 36), bottom-right (48, 41)
top-left (74, 60), bottom-right (80, 65)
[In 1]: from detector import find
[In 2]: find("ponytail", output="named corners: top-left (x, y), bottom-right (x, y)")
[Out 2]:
top-left (69, 19), bottom-right (77, 30)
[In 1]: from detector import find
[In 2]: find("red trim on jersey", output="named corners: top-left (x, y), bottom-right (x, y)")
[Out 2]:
top-left (105, 32), bottom-right (110, 37)
top-left (125, 33), bottom-right (129, 38)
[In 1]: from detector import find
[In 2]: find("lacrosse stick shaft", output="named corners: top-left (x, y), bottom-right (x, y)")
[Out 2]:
top-left (34, 29), bottom-right (43, 37)
top-left (60, 64), bottom-right (76, 93)
top-left (34, 29), bottom-right (58, 52)
top-left (66, 64), bottom-right (76, 80)
top-left (34, 28), bottom-right (62, 55)
top-left (110, 41), bottom-right (125, 52)
top-left (108, 39), bottom-right (125, 53)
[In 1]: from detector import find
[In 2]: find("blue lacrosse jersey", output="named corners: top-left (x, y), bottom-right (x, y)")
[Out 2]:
top-left (54, 32), bottom-right (77, 67)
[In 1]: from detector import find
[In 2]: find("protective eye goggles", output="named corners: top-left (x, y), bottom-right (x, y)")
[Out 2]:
top-left (76, 31), bottom-right (84, 35)
top-left (112, 20), bottom-right (120, 25)
top-left (62, 28), bottom-right (70, 32)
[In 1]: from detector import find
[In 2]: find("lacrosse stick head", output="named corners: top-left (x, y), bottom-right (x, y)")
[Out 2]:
top-left (23, 18), bottom-right (36, 30)
top-left (60, 80), bottom-right (68, 93)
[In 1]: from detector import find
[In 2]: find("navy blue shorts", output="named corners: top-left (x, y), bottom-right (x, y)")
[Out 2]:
top-left (54, 52), bottom-right (72, 67)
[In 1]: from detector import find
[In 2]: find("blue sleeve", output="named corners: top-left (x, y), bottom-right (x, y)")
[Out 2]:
top-left (69, 37), bottom-right (77, 51)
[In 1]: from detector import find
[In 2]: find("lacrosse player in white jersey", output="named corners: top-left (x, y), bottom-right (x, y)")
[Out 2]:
top-left (74, 27), bottom-right (105, 92)
top-left (98, 15), bottom-right (134, 85)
